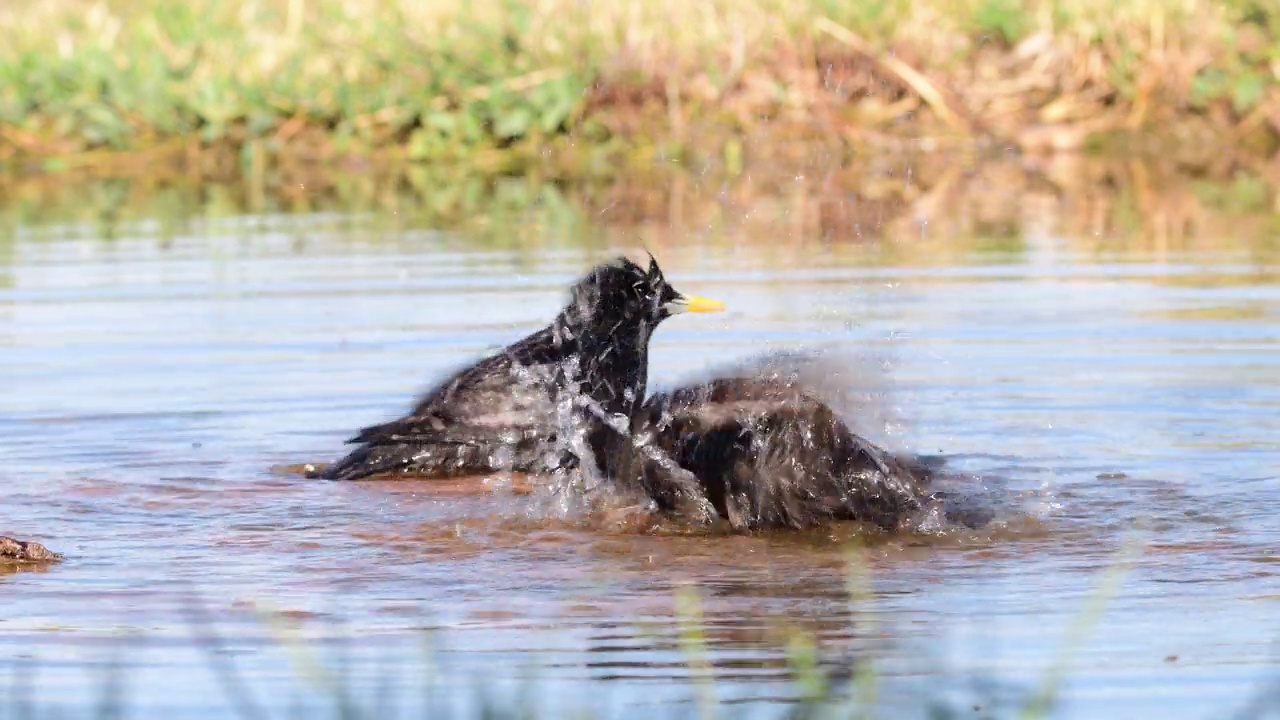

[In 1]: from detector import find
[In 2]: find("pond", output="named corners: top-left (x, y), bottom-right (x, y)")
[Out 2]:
top-left (1, 155), bottom-right (1277, 719)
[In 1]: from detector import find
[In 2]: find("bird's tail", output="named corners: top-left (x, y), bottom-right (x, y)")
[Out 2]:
top-left (306, 440), bottom-right (561, 481)
top-left (306, 444), bottom-right (429, 481)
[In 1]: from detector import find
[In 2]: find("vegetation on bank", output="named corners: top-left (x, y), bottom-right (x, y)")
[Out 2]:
top-left (2, 0), bottom-right (1280, 175)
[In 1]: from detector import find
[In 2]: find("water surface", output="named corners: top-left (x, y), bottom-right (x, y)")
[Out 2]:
top-left (2, 161), bottom-right (1278, 719)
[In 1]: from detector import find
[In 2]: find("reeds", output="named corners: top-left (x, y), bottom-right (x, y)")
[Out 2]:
top-left (7, 532), bottom-right (1279, 719)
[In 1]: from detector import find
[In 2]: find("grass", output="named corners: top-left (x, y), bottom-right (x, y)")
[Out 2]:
top-left (2, 0), bottom-right (1279, 177)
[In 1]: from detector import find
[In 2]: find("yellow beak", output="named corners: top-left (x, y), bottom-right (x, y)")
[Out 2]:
top-left (669, 294), bottom-right (726, 314)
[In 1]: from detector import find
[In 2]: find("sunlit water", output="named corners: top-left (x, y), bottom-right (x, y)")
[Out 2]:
top-left (1, 176), bottom-right (1278, 720)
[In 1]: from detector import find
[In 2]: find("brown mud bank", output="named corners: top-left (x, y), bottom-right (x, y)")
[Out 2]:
top-left (0, 535), bottom-right (61, 564)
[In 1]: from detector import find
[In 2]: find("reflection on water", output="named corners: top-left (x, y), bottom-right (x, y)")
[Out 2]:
top-left (1, 154), bottom-right (1278, 719)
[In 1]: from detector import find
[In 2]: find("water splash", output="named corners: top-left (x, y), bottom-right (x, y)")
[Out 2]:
top-left (642, 346), bottom-right (1030, 535)
top-left (499, 354), bottom-right (644, 522)
top-left (658, 345), bottom-right (906, 450)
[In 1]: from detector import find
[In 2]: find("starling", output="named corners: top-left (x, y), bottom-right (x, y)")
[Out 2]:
top-left (310, 255), bottom-right (725, 482)
top-left (612, 375), bottom-right (937, 531)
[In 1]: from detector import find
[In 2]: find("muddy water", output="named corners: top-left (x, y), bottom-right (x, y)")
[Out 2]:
top-left (1, 167), bottom-right (1278, 719)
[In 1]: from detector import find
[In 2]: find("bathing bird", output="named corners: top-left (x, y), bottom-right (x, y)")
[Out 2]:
top-left (608, 375), bottom-right (937, 531)
top-left (309, 255), bottom-right (726, 483)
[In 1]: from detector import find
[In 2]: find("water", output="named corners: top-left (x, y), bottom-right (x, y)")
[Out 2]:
top-left (1, 159), bottom-right (1278, 719)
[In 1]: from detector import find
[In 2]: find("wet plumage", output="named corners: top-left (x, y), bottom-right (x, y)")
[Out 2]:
top-left (611, 376), bottom-right (937, 531)
top-left (310, 255), bottom-right (724, 481)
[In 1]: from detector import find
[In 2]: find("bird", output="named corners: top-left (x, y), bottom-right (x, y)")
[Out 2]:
top-left (607, 374), bottom-right (939, 531)
top-left (308, 254), bottom-right (726, 482)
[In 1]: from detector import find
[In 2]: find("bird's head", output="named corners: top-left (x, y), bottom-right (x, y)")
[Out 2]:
top-left (565, 253), bottom-right (725, 332)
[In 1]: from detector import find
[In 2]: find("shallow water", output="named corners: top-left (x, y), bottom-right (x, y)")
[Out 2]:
top-left (1, 163), bottom-right (1279, 719)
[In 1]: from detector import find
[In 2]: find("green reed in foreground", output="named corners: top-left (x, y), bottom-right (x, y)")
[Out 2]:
top-left (1, 0), bottom-right (1279, 174)
top-left (13, 529), bottom-right (1278, 720)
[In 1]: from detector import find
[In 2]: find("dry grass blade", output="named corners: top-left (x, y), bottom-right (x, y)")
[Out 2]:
top-left (814, 17), bottom-right (972, 133)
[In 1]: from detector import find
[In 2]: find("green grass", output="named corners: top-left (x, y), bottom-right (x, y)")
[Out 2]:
top-left (1, 0), bottom-right (1279, 175)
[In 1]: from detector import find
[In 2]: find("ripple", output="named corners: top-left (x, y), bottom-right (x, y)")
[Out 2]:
top-left (1, 215), bottom-right (1277, 719)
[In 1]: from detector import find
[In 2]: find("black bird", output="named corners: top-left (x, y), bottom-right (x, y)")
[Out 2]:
top-left (609, 374), bottom-right (938, 531)
top-left (309, 255), bottom-right (725, 482)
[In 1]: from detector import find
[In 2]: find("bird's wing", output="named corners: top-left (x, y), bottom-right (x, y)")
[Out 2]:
top-left (350, 353), bottom-right (566, 446)
top-left (652, 397), bottom-right (828, 436)
top-left (348, 417), bottom-right (549, 447)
